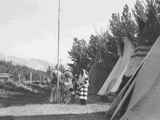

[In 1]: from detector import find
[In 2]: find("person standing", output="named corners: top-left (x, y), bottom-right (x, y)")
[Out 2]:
top-left (78, 69), bottom-right (89, 105)
top-left (63, 71), bottom-right (74, 103)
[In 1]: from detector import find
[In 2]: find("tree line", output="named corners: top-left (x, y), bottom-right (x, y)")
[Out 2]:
top-left (68, 0), bottom-right (160, 77)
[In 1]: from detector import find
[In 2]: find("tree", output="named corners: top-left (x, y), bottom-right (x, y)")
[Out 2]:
top-left (133, 0), bottom-right (160, 46)
top-left (68, 38), bottom-right (90, 74)
top-left (121, 4), bottom-right (138, 44)
top-left (68, 0), bottom-right (160, 93)
top-left (88, 34), bottom-right (108, 63)
top-left (109, 4), bottom-right (138, 55)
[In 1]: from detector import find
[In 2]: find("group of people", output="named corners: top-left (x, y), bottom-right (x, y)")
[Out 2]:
top-left (53, 69), bottom-right (89, 105)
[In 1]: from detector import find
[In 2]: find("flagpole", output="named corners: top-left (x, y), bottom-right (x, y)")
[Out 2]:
top-left (56, 0), bottom-right (61, 103)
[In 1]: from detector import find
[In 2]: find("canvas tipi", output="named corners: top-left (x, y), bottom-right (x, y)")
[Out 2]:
top-left (98, 37), bottom-right (134, 96)
top-left (109, 45), bottom-right (151, 94)
top-left (98, 38), bottom-right (151, 96)
top-left (107, 36), bottom-right (160, 120)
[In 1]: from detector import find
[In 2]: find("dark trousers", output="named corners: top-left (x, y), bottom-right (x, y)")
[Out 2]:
top-left (80, 99), bottom-right (86, 105)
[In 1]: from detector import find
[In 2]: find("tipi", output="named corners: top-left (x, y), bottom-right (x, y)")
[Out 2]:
top-left (107, 36), bottom-right (160, 120)
top-left (109, 45), bottom-right (151, 94)
top-left (98, 37), bottom-right (151, 96)
top-left (98, 37), bottom-right (134, 96)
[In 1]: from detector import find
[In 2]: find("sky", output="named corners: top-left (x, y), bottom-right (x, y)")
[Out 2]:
top-left (0, 0), bottom-right (136, 65)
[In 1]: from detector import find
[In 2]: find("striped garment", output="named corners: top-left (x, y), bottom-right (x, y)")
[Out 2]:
top-left (78, 78), bottom-right (89, 100)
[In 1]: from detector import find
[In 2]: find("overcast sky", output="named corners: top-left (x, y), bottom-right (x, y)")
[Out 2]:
top-left (0, 0), bottom-right (135, 64)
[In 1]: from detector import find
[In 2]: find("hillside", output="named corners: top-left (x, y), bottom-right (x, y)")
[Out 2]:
top-left (0, 53), bottom-right (52, 71)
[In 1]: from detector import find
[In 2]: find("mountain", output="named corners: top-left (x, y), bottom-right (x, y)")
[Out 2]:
top-left (0, 53), bottom-right (53, 71)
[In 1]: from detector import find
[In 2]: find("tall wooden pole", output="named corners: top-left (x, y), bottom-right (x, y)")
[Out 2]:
top-left (56, 0), bottom-right (61, 103)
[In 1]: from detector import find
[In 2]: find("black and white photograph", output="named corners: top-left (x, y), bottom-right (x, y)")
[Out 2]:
top-left (0, 0), bottom-right (159, 120)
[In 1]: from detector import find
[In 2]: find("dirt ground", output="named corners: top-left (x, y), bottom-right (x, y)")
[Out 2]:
top-left (0, 94), bottom-right (110, 120)
top-left (0, 112), bottom-right (107, 120)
